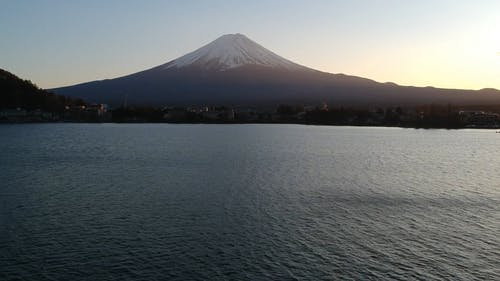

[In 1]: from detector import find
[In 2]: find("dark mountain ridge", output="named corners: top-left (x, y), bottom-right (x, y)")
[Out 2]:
top-left (0, 68), bottom-right (84, 111)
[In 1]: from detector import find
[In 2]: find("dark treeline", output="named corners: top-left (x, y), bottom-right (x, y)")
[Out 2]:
top-left (0, 69), bottom-right (85, 112)
top-left (111, 107), bottom-right (165, 123)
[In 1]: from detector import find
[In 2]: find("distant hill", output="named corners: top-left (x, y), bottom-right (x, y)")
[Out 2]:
top-left (51, 33), bottom-right (500, 107)
top-left (0, 68), bottom-right (84, 112)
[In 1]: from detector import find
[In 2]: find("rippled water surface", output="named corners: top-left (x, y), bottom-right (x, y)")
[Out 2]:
top-left (1, 124), bottom-right (499, 280)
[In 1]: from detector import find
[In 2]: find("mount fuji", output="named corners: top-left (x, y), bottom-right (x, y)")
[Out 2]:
top-left (163, 33), bottom-right (305, 71)
top-left (52, 33), bottom-right (500, 106)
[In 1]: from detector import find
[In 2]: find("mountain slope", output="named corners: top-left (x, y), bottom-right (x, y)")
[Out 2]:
top-left (52, 34), bottom-right (500, 106)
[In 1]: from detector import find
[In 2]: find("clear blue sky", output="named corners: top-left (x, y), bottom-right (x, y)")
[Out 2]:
top-left (1, 0), bottom-right (499, 89)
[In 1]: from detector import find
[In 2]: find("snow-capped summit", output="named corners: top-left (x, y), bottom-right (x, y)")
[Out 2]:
top-left (163, 33), bottom-right (305, 71)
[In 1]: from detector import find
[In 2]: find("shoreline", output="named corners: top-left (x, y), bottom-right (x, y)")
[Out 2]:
top-left (1, 121), bottom-right (498, 130)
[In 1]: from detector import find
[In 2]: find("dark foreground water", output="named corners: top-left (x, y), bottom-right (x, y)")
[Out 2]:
top-left (0, 124), bottom-right (499, 280)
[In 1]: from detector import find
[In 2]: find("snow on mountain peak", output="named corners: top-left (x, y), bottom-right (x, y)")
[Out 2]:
top-left (164, 33), bottom-right (305, 71)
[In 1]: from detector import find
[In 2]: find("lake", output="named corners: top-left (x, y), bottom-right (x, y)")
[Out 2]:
top-left (1, 124), bottom-right (499, 280)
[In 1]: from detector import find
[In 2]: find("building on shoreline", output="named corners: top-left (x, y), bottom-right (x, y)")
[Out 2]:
top-left (459, 110), bottom-right (499, 128)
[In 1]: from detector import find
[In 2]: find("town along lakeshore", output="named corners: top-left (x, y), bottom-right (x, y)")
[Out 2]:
top-left (4, 103), bottom-right (500, 129)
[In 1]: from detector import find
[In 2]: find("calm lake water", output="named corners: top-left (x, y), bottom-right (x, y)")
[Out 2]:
top-left (0, 124), bottom-right (499, 280)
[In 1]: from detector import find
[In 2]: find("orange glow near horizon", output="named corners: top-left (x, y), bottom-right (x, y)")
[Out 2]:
top-left (1, 1), bottom-right (499, 90)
